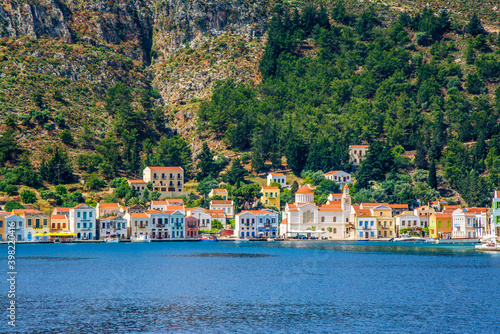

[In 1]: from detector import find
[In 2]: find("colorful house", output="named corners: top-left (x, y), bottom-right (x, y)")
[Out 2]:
top-left (452, 208), bottom-right (489, 239)
top-left (236, 210), bottom-right (280, 239)
top-left (267, 173), bottom-right (286, 186)
top-left (69, 204), bottom-right (96, 240)
top-left (96, 203), bottom-right (121, 219)
top-left (353, 208), bottom-right (377, 240)
top-left (261, 186), bottom-right (280, 209)
top-left (13, 209), bottom-right (50, 241)
top-left (349, 145), bottom-right (369, 166)
top-left (395, 211), bottom-right (421, 236)
top-left (209, 200), bottom-right (234, 218)
top-left (185, 216), bottom-right (199, 238)
top-left (413, 205), bottom-right (435, 228)
top-left (100, 215), bottom-right (128, 240)
top-left (125, 212), bottom-right (151, 240)
top-left (148, 209), bottom-right (172, 240)
top-left (143, 166), bottom-right (186, 198)
top-left (491, 190), bottom-right (500, 237)
top-left (0, 214), bottom-right (4, 241)
top-left (429, 213), bottom-right (452, 239)
top-left (324, 170), bottom-right (352, 185)
top-left (169, 210), bottom-right (185, 239)
top-left (208, 188), bottom-right (228, 200)
top-left (1, 213), bottom-right (25, 241)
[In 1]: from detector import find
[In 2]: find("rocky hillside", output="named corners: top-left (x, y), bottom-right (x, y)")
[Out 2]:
top-left (0, 0), bottom-right (499, 160)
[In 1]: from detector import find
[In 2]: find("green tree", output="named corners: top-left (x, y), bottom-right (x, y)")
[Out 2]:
top-left (465, 13), bottom-right (485, 36)
top-left (40, 146), bottom-right (75, 185)
top-left (428, 159), bottom-right (437, 189)
top-left (196, 176), bottom-right (219, 197)
top-left (196, 142), bottom-right (219, 181)
top-left (223, 159), bottom-right (247, 185)
top-left (59, 129), bottom-right (74, 146)
top-left (465, 73), bottom-right (484, 94)
top-left (5, 201), bottom-right (25, 212)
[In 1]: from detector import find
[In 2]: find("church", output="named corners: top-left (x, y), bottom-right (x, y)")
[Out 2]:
top-left (280, 184), bottom-right (352, 239)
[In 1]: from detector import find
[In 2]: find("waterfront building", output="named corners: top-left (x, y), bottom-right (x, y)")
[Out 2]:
top-left (236, 209), bottom-right (279, 239)
top-left (50, 215), bottom-right (69, 233)
top-left (185, 216), bottom-right (199, 238)
top-left (267, 172), bottom-right (286, 187)
top-left (209, 200), bottom-right (234, 218)
top-left (324, 170), bottom-right (352, 185)
top-left (69, 204), bottom-right (97, 240)
top-left (413, 205), bottom-right (435, 228)
top-left (261, 186), bottom-right (280, 209)
top-left (372, 204), bottom-right (395, 238)
top-left (125, 212), bottom-right (151, 240)
top-left (96, 203), bottom-right (122, 219)
top-left (492, 190), bottom-right (500, 237)
top-left (452, 208), bottom-right (489, 239)
top-left (395, 212), bottom-right (421, 236)
top-left (150, 200), bottom-right (185, 212)
top-left (1, 213), bottom-right (25, 241)
top-left (169, 210), bottom-right (185, 239)
top-left (100, 215), bottom-right (128, 239)
top-left (389, 204), bottom-right (409, 216)
top-left (13, 209), bottom-right (50, 241)
top-left (352, 207), bottom-right (377, 240)
top-left (192, 211), bottom-right (212, 231)
top-left (143, 166), bottom-right (186, 198)
top-left (148, 209), bottom-right (172, 240)
top-left (120, 204), bottom-right (147, 215)
top-left (185, 207), bottom-right (205, 217)
top-left (208, 188), bottom-right (228, 200)
top-left (128, 179), bottom-right (147, 198)
top-left (282, 185), bottom-right (351, 239)
top-left (349, 145), bottom-right (369, 166)
top-left (429, 213), bottom-right (453, 239)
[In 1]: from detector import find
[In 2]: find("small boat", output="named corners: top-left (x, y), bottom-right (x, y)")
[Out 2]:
top-left (475, 236), bottom-right (499, 251)
top-left (425, 238), bottom-right (439, 244)
top-left (200, 233), bottom-right (217, 242)
top-left (104, 235), bottom-right (120, 243)
top-left (267, 238), bottom-right (276, 242)
top-left (131, 234), bottom-right (150, 243)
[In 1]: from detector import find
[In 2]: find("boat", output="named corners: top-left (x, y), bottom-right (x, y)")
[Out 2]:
top-left (267, 238), bottom-right (276, 242)
top-left (392, 236), bottom-right (426, 242)
top-left (131, 233), bottom-right (150, 243)
top-left (475, 235), bottom-right (500, 251)
top-left (104, 235), bottom-right (120, 243)
top-left (425, 238), bottom-right (439, 244)
top-left (200, 233), bottom-right (217, 242)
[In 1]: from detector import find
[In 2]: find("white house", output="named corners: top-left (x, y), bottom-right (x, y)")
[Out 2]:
top-left (192, 212), bottom-right (212, 231)
top-left (148, 209), bottom-right (173, 240)
top-left (452, 208), bottom-right (489, 239)
top-left (324, 170), bottom-right (352, 185)
top-left (69, 204), bottom-right (97, 240)
top-left (349, 145), bottom-right (369, 166)
top-left (100, 215), bottom-right (128, 240)
top-left (394, 212), bottom-right (421, 235)
top-left (2, 213), bottom-right (25, 241)
top-left (267, 173), bottom-right (286, 186)
top-left (327, 193), bottom-right (342, 202)
top-left (169, 211), bottom-right (185, 239)
top-left (128, 179), bottom-right (148, 198)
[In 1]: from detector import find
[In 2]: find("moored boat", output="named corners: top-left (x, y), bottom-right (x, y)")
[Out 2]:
top-left (200, 233), bottom-right (217, 242)
top-left (131, 233), bottom-right (150, 243)
top-left (104, 235), bottom-right (120, 243)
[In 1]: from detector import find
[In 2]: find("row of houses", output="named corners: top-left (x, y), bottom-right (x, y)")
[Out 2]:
top-left (0, 198), bottom-right (237, 242)
top-left (276, 185), bottom-right (499, 240)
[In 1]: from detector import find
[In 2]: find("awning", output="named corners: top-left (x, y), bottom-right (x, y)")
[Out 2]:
top-left (34, 233), bottom-right (46, 237)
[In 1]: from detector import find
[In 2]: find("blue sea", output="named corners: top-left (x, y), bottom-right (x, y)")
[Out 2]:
top-left (1, 241), bottom-right (499, 333)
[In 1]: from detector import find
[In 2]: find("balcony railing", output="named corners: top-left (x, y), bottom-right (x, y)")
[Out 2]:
top-left (156, 223), bottom-right (165, 228)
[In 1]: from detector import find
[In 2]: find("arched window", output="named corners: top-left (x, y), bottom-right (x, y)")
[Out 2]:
top-left (321, 216), bottom-right (325, 223)
top-left (333, 228), bottom-right (337, 234)
top-left (333, 216), bottom-right (336, 222)
top-left (303, 212), bottom-right (307, 223)
top-left (306, 211), bottom-right (311, 223)
top-left (311, 212), bottom-right (314, 223)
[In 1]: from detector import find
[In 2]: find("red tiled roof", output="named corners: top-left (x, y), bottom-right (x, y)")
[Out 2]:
top-left (329, 193), bottom-right (342, 197)
top-left (262, 186), bottom-right (279, 190)
top-left (350, 145), bottom-right (369, 148)
top-left (98, 203), bottom-right (120, 208)
top-left (236, 210), bottom-right (276, 216)
top-left (211, 188), bottom-right (228, 193)
top-left (166, 199), bottom-right (185, 203)
top-left (12, 209), bottom-right (43, 214)
top-left (129, 213), bottom-right (149, 218)
top-left (357, 209), bottom-right (374, 217)
top-left (211, 200), bottom-right (233, 205)
top-left (325, 170), bottom-right (342, 175)
top-left (270, 173), bottom-right (285, 176)
top-left (165, 205), bottom-right (185, 211)
top-left (51, 215), bottom-right (68, 220)
top-left (432, 213), bottom-right (452, 218)
top-left (101, 216), bottom-right (118, 221)
top-left (128, 179), bottom-right (146, 184)
top-left (280, 218), bottom-right (288, 225)
top-left (296, 186), bottom-right (313, 194)
top-left (389, 204), bottom-right (408, 209)
top-left (146, 166), bottom-right (183, 171)
top-left (54, 207), bottom-right (70, 212)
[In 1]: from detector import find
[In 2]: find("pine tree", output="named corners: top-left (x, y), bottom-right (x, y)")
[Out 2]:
top-left (465, 41), bottom-right (475, 65)
top-left (196, 142), bottom-right (218, 181)
top-left (415, 145), bottom-right (428, 170)
top-left (317, 6), bottom-right (331, 30)
top-left (223, 159), bottom-right (247, 185)
top-left (428, 159), bottom-right (437, 189)
top-left (251, 146), bottom-right (265, 172)
top-left (465, 13), bottom-right (485, 36)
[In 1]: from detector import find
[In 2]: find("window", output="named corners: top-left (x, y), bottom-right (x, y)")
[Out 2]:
top-left (370, 232), bottom-right (374, 237)
top-left (333, 228), bottom-right (337, 234)
top-left (28, 219), bottom-right (32, 226)
top-left (359, 221), bottom-right (362, 227)
top-left (77, 223), bottom-right (80, 228)
top-left (333, 216), bottom-right (336, 222)
top-left (370, 221), bottom-right (374, 226)
top-left (378, 231), bottom-right (381, 236)
top-left (402, 221), bottom-right (405, 226)
top-left (154, 173), bottom-right (157, 178)
top-left (89, 212), bottom-right (93, 218)
top-left (321, 216), bottom-right (325, 223)
top-left (178, 173), bottom-right (181, 179)
top-left (162, 173), bottom-right (165, 178)
top-left (77, 212), bottom-right (81, 218)
top-left (90, 223), bottom-right (93, 228)
top-left (43, 219), bottom-right (48, 226)
top-left (359, 232), bottom-right (363, 237)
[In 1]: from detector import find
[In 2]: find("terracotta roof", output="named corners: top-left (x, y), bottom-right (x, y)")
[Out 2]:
top-left (236, 210), bottom-right (276, 216)
top-left (205, 209), bottom-right (224, 214)
top-left (262, 186), bottom-right (279, 190)
top-left (350, 145), bottom-right (369, 148)
top-left (280, 218), bottom-right (288, 225)
top-left (51, 215), bottom-right (68, 220)
top-left (361, 203), bottom-right (390, 207)
top-left (394, 211), bottom-right (416, 217)
top-left (270, 173), bottom-right (285, 176)
top-left (318, 204), bottom-right (342, 211)
top-left (165, 199), bottom-right (185, 203)
top-left (414, 205), bottom-right (430, 210)
top-left (325, 170), bottom-right (342, 175)
top-left (128, 179), bottom-right (146, 184)
top-left (73, 204), bottom-right (85, 209)
top-left (54, 207), bottom-right (71, 212)
top-left (146, 166), bottom-right (183, 171)
top-left (101, 216), bottom-right (118, 221)
top-left (431, 199), bottom-right (448, 204)
top-left (211, 200), bottom-right (233, 205)
top-left (465, 207), bottom-right (489, 213)
top-left (98, 203), bottom-right (120, 208)
top-left (165, 205), bottom-right (185, 211)
top-left (296, 186), bottom-right (313, 194)
top-left (129, 213), bottom-right (149, 218)
top-left (431, 213), bottom-right (452, 218)
top-left (356, 209), bottom-right (374, 217)
top-left (443, 205), bottom-right (461, 210)
top-left (146, 209), bottom-right (163, 214)
top-left (329, 193), bottom-right (342, 197)
top-left (389, 204), bottom-right (408, 209)
top-left (12, 209), bottom-right (43, 214)
top-left (212, 188), bottom-right (228, 193)
top-left (442, 209), bottom-right (455, 214)
top-left (151, 201), bottom-right (168, 205)
top-left (210, 213), bottom-right (226, 218)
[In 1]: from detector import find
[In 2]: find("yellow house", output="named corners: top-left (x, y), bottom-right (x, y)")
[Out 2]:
top-left (429, 213), bottom-right (453, 239)
top-left (372, 204), bottom-right (395, 238)
top-left (13, 209), bottom-right (51, 241)
top-left (261, 186), bottom-right (280, 210)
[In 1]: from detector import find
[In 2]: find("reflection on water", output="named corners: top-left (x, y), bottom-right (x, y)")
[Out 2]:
top-left (3, 241), bottom-right (500, 334)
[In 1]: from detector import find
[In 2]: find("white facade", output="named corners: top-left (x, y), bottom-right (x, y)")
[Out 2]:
top-left (69, 204), bottom-right (97, 240)
top-left (4, 214), bottom-right (25, 241)
top-left (236, 210), bottom-right (279, 239)
top-left (395, 213), bottom-right (422, 232)
top-left (193, 212), bottom-right (212, 231)
top-left (100, 216), bottom-right (128, 239)
top-left (282, 185), bottom-right (352, 239)
top-left (170, 211), bottom-right (185, 239)
top-left (324, 171), bottom-right (352, 185)
top-left (209, 200), bottom-right (234, 218)
top-left (452, 208), bottom-right (489, 239)
top-left (149, 211), bottom-right (173, 240)
top-left (349, 145), bottom-right (369, 166)
top-left (267, 173), bottom-right (286, 186)
top-left (355, 217), bottom-right (377, 239)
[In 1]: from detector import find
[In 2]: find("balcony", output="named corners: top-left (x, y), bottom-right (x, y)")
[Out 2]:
top-left (139, 225), bottom-right (148, 229)
top-left (156, 223), bottom-right (165, 228)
